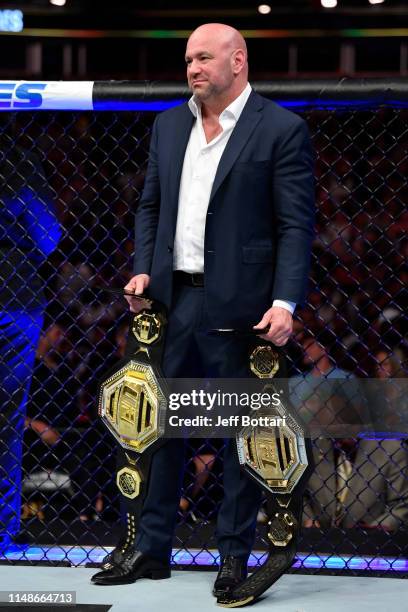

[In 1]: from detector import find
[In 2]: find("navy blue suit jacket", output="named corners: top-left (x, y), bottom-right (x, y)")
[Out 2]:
top-left (133, 90), bottom-right (315, 327)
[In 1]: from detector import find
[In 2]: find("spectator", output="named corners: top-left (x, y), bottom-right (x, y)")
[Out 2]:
top-left (0, 129), bottom-right (61, 552)
top-left (368, 348), bottom-right (408, 432)
top-left (27, 323), bottom-right (80, 429)
top-left (179, 440), bottom-right (218, 524)
top-left (289, 333), bottom-right (368, 431)
top-left (303, 436), bottom-right (408, 531)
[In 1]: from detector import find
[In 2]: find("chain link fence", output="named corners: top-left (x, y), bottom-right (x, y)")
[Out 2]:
top-left (0, 81), bottom-right (407, 573)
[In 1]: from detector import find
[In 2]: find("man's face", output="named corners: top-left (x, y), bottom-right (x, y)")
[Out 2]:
top-left (185, 32), bottom-right (235, 102)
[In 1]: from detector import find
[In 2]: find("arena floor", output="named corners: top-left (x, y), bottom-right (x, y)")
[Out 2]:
top-left (0, 565), bottom-right (407, 612)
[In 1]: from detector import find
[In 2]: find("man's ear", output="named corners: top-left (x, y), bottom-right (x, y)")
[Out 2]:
top-left (232, 49), bottom-right (246, 75)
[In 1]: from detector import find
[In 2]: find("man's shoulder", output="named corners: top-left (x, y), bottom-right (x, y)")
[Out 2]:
top-left (256, 92), bottom-right (305, 129)
top-left (155, 101), bottom-right (191, 126)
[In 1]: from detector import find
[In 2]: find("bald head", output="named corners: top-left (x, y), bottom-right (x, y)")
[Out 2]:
top-left (185, 23), bottom-right (248, 109)
top-left (189, 23), bottom-right (247, 58)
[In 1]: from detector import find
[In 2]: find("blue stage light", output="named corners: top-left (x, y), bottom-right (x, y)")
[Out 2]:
top-left (0, 10), bottom-right (23, 33)
top-left (93, 99), bottom-right (408, 113)
top-left (2, 545), bottom-right (408, 573)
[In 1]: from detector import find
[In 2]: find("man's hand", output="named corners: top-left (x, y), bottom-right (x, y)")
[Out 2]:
top-left (124, 274), bottom-right (151, 313)
top-left (253, 306), bottom-right (293, 346)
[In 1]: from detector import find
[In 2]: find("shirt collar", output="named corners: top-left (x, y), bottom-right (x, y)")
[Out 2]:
top-left (188, 82), bottom-right (252, 122)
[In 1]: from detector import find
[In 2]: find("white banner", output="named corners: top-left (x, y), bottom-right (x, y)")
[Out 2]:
top-left (0, 81), bottom-right (94, 110)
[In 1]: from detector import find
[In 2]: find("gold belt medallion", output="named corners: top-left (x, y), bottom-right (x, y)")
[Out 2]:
top-left (116, 465), bottom-right (142, 499)
top-left (132, 311), bottom-right (163, 345)
top-left (250, 346), bottom-right (280, 379)
top-left (267, 511), bottom-right (297, 547)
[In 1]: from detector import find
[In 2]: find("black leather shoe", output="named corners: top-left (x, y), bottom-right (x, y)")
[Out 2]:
top-left (98, 545), bottom-right (125, 571)
top-left (212, 556), bottom-right (248, 597)
top-left (216, 544), bottom-right (297, 608)
top-left (91, 549), bottom-right (171, 585)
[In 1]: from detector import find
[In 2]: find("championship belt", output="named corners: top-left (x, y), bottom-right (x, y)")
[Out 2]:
top-left (96, 292), bottom-right (168, 569)
top-left (213, 333), bottom-right (313, 608)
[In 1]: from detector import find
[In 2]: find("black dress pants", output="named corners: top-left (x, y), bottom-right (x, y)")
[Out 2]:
top-left (134, 284), bottom-right (262, 562)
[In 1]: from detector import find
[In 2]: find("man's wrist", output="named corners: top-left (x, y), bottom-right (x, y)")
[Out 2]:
top-left (272, 299), bottom-right (296, 315)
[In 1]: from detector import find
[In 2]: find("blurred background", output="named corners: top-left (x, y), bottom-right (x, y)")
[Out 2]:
top-left (0, 0), bottom-right (407, 80)
top-left (0, 0), bottom-right (407, 573)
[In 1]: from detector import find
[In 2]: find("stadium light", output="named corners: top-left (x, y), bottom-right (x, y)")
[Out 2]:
top-left (258, 4), bottom-right (272, 14)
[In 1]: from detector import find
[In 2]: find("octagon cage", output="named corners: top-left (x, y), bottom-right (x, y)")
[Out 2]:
top-left (0, 79), bottom-right (407, 577)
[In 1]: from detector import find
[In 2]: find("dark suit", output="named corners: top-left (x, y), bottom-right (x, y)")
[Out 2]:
top-left (131, 90), bottom-right (315, 562)
top-left (134, 91), bottom-right (315, 326)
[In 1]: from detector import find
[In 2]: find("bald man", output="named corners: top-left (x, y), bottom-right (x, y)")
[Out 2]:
top-left (92, 23), bottom-right (315, 601)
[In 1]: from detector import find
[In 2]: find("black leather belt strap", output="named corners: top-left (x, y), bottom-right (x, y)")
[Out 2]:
top-left (173, 271), bottom-right (204, 287)
top-left (116, 304), bottom-right (168, 522)
top-left (216, 338), bottom-right (313, 608)
top-left (97, 296), bottom-right (169, 567)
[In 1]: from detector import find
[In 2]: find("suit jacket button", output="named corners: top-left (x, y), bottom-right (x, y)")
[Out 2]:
top-left (167, 246), bottom-right (173, 253)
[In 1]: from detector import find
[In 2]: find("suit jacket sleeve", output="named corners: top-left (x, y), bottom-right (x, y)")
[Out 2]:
top-left (271, 118), bottom-right (315, 305)
top-left (133, 116), bottom-right (161, 275)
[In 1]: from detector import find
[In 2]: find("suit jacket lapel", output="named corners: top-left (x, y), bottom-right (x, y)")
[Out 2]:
top-left (168, 104), bottom-right (194, 228)
top-left (209, 91), bottom-right (263, 204)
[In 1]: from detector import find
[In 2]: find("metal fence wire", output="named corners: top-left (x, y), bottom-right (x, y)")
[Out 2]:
top-left (0, 81), bottom-right (407, 573)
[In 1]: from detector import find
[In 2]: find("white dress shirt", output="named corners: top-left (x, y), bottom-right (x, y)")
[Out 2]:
top-left (173, 83), bottom-right (295, 314)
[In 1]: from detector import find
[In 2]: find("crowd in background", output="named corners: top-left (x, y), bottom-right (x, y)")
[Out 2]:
top-left (5, 106), bottom-right (407, 533)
